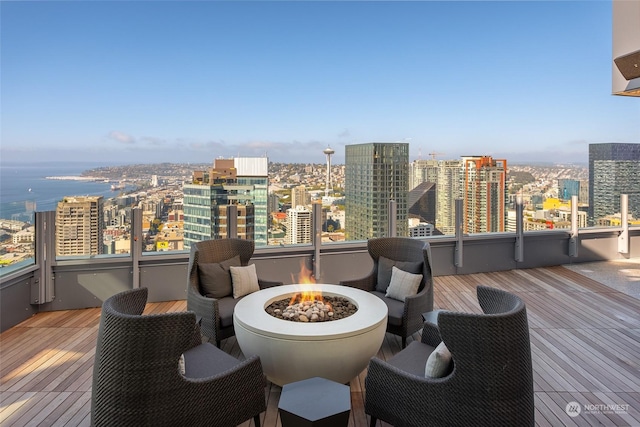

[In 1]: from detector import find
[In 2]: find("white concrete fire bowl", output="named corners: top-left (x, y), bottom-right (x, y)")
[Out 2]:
top-left (234, 284), bottom-right (388, 386)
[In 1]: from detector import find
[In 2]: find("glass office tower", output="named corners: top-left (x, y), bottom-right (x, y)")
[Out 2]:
top-left (345, 142), bottom-right (409, 240)
top-left (183, 157), bottom-right (268, 248)
top-left (588, 143), bottom-right (640, 224)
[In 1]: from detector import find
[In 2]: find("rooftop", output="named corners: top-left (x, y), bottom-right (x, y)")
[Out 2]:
top-left (2, 262), bottom-right (639, 426)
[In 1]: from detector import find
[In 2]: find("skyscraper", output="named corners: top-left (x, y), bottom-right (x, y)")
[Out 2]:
top-left (345, 142), bottom-right (409, 240)
top-left (267, 193), bottom-right (280, 214)
top-left (435, 160), bottom-right (463, 235)
top-left (589, 143), bottom-right (640, 223)
top-left (461, 156), bottom-right (507, 234)
top-left (285, 205), bottom-right (312, 244)
top-left (557, 179), bottom-right (581, 201)
top-left (291, 185), bottom-right (310, 208)
top-left (408, 181), bottom-right (436, 227)
top-left (183, 157), bottom-right (268, 248)
top-left (409, 159), bottom-right (439, 191)
top-left (55, 196), bottom-right (104, 256)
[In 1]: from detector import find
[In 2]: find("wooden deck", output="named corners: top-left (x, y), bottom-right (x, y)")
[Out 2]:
top-left (1, 265), bottom-right (639, 426)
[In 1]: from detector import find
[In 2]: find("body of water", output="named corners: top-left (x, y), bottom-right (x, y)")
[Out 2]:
top-left (0, 163), bottom-right (125, 222)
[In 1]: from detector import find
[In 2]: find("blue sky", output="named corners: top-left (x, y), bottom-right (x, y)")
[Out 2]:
top-left (1, 1), bottom-right (638, 166)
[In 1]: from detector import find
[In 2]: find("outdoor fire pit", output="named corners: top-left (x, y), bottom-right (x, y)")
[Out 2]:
top-left (234, 284), bottom-right (388, 386)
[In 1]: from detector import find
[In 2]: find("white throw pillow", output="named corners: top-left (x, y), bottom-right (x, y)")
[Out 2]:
top-left (385, 266), bottom-right (422, 301)
top-left (230, 264), bottom-right (260, 298)
top-left (425, 341), bottom-right (452, 378)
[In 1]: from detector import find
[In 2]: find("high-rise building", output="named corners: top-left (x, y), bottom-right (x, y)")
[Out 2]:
top-left (267, 193), bottom-right (280, 214)
top-left (291, 185), bottom-right (310, 208)
top-left (579, 180), bottom-right (589, 204)
top-left (588, 143), bottom-right (640, 223)
top-left (435, 160), bottom-right (463, 235)
top-left (183, 157), bottom-right (268, 248)
top-left (557, 179), bottom-right (581, 201)
top-left (408, 181), bottom-right (436, 227)
top-left (55, 196), bottom-right (104, 256)
top-left (285, 205), bottom-right (312, 244)
top-left (409, 159), bottom-right (439, 191)
top-left (461, 156), bottom-right (507, 234)
top-left (345, 142), bottom-right (409, 240)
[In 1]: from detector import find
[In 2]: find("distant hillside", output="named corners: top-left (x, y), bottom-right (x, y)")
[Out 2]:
top-left (508, 171), bottom-right (536, 184)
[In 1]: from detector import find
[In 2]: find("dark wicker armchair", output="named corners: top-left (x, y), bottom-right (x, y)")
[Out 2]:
top-left (339, 237), bottom-right (434, 348)
top-left (91, 287), bottom-right (266, 427)
top-left (365, 285), bottom-right (534, 427)
top-left (187, 238), bottom-right (282, 347)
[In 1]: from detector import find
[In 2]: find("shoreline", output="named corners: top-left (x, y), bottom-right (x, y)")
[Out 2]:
top-left (45, 175), bottom-right (107, 181)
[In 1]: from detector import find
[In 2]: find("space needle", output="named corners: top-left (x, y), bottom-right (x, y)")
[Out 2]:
top-left (323, 146), bottom-right (335, 198)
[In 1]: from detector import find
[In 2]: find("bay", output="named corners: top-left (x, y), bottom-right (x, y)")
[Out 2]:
top-left (0, 162), bottom-right (124, 222)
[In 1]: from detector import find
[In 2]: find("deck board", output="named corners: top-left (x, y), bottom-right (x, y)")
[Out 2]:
top-left (2, 265), bottom-right (640, 426)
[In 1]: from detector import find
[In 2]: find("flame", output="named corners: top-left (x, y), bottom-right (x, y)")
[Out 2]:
top-left (289, 261), bottom-right (323, 306)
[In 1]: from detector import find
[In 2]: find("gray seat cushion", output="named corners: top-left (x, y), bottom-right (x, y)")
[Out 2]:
top-left (371, 291), bottom-right (405, 326)
top-left (216, 296), bottom-right (243, 328)
top-left (386, 341), bottom-right (437, 377)
top-left (182, 342), bottom-right (241, 378)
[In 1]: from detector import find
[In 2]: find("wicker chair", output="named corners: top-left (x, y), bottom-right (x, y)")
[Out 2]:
top-left (187, 238), bottom-right (282, 347)
top-left (91, 287), bottom-right (267, 427)
top-left (339, 237), bottom-right (434, 348)
top-left (365, 285), bottom-right (534, 427)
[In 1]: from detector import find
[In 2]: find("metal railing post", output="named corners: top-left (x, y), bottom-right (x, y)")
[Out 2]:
top-left (32, 211), bottom-right (56, 304)
top-left (569, 195), bottom-right (579, 257)
top-left (312, 203), bottom-right (323, 281)
top-left (132, 208), bottom-right (142, 288)
top-left (388, 200), bottom-right (397, 237)
top-left (227, 204), bottom-right (238, 239)
top-left (454, 199), bottom-right (463, 267)
top-left (515, 196), bottom-right (524, 262)
top-left (618, 194), bottom-right (629, 254)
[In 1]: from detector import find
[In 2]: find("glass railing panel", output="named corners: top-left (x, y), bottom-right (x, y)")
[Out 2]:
top-left (5, 159), bottom-right (637, 269)
top-left (0, 163), bottom-right (36, 271)
top-left (1, 163), bottom-right (115, 270)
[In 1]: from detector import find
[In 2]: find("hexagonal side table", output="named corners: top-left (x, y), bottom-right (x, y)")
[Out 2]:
top-left (278, 377), bottom-right (351, 427)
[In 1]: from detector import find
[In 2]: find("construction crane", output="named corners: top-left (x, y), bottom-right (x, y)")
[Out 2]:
top-left (428, 151), bottom-right (445, 159)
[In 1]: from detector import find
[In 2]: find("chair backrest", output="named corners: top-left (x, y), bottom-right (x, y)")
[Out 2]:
top-left (91, 288), bottom-right (198, 425)
top-left (437, 286), bottom-right (534, 422)
top-left (367, 237), bottom-right (433, 292)
top-left (187, 238), bottom-right (255, 291)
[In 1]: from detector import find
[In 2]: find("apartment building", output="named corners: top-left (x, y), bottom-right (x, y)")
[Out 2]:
top-left (55, 196), bottom-right (104, 256)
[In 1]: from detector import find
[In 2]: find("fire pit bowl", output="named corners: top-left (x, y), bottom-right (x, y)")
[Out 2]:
top-left (234, 284), bottom-right (388, 386)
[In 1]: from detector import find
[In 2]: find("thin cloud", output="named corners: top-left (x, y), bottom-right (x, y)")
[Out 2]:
top-left (141, 136), bottom-right (166, 146)
top-left (189, 140), bottom-right (226, 151)
top-left (107, 131), bottom-right (135, 144)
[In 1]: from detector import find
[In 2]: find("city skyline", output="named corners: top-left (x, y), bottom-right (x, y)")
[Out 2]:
top-left (2, 1), bottom-right (639, 166)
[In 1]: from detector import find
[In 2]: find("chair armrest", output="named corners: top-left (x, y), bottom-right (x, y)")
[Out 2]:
top-left (402, 287), bottom-right (433, 335)
top-left (183, 354), bottom-right (267, 426)
top-left (185, 319), bottom-right (204, 350)
top-left (365, 357), bottom-right (450, 423)
top-left (186, 284), bottom-right (220, 342)
top-left (339, 273), bottom-right (376, 291)
top-left (421, 322), bottom-right (442, 347)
